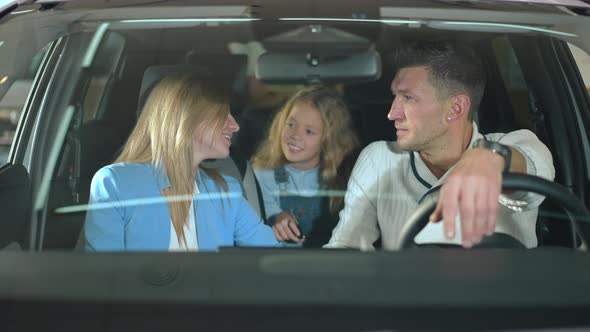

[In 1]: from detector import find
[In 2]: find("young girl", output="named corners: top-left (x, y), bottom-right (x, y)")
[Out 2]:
top-left (84, 74), bottom-right (280, 251)
top-left (252, 85), bottom-right (359, 248)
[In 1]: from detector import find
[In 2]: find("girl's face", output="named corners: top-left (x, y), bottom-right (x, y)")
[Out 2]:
top-left (193, 113), bottom-right (240, 167)
top-left (281, 102), bottom-right (323, 170)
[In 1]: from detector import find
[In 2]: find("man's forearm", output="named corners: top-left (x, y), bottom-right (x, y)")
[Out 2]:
top-left (508, 146), bottom-right (527, 174)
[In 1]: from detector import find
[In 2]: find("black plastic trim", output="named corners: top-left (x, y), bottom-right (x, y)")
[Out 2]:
top-left (0, 2), bottom-right (17, 20)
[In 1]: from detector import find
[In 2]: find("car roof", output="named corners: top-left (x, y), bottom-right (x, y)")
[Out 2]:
top-left (16, 0), bottom-right (590, 16)
top-left (2, 0), bottom-right (587, 52)
top-left (29, 0), bottom-right (590, 10)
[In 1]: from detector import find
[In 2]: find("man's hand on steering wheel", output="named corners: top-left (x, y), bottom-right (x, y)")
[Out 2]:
top-left (429, 148), bottom-right (510, 248)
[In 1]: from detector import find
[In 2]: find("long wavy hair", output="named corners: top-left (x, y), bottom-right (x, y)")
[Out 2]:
top-left (116, 73), bottom-right (229, 247)
top-left (252, 85), bottom-right (359, 213)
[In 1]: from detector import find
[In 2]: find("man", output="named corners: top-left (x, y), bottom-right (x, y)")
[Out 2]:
top-left (325, 40), bottom-right (555, 249)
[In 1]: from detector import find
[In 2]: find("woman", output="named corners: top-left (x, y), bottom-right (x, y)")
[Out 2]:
top-left (84, 74), bottom-right (280, 251)
top-left (252, 85), bottom-right (360, 247)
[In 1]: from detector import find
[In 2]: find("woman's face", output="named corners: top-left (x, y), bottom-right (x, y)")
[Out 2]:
top-left (193, 113), bottom-right (240, 166)
top-left (281, 102), bottom-right (323, 170)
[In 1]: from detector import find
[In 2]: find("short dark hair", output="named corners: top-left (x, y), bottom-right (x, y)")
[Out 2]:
top-left (392, 40), bottom-right (486, 119)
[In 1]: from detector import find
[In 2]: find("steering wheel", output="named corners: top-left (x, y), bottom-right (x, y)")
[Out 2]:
top-left (398, 173), bottom-right (590, 250)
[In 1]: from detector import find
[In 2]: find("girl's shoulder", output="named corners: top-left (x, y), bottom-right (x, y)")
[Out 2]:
top-left (196, 172), bottom-right (244, 207)
top-left (253, 167), bottom-right (278, 181)
top-left (93, 162), bottom-right (155, 184)
top-left (90, 163), bottom-right (162, 200)
top-left (253, 167), bottom-right (284, 192)
top-left (198, 170), bottom-right (242, 194)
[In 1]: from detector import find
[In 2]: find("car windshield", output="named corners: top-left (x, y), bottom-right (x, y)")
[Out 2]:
top-left (1, 0), bottom-right (590, 249)
top-left (1, 0), bottom-right (590, 329)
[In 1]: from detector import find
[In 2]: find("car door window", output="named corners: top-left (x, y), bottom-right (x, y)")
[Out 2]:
top-left (0, 44), bottom-right (49, 165)
top-left (566, 42), bottom-right (590, 183)
top-left (569, 42), bottom-right (590, 93)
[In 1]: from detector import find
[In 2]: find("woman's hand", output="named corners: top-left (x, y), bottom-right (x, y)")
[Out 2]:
top-left (272, 211), bottom-right (305, 243)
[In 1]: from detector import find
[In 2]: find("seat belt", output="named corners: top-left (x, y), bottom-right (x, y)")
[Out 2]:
top-left (229, 149), bottom-right (265, 219)
top-left (242, 161), bottom-right (264, 219)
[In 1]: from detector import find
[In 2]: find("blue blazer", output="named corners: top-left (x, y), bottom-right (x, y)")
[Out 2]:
top-left (84, 162), bottom-right (280, 251)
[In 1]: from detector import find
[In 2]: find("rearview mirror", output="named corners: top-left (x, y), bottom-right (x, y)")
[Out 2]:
top-left (256, 49), bottom-right (381, 84)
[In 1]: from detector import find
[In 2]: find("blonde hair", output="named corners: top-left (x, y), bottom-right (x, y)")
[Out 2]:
top-left (252, 85), bottom-right (359, 212)
top-left (116, 74), bottom-right (229, 247)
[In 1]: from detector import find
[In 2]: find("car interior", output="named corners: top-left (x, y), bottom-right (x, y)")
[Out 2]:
top-left (4, 20), bottom-right (583, 252)
top-left (4, 2), bottom-right (590, 330)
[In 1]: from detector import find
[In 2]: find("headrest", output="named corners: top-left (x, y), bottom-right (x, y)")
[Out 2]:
top-left (137, 64), bottom-right (203, 116)
top-left (137, 54), bottom-right (248, 117)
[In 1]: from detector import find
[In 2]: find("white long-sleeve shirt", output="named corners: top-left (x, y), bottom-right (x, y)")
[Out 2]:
top-left (325, 123), bottom-right (555, 250)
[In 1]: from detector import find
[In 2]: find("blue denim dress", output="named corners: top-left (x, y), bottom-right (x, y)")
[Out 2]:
top-left (273, 166), bottom-right (334, 248)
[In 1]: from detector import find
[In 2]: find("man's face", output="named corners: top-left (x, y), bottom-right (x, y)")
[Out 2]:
top-left (387, 66), bottom-right (449, 152)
